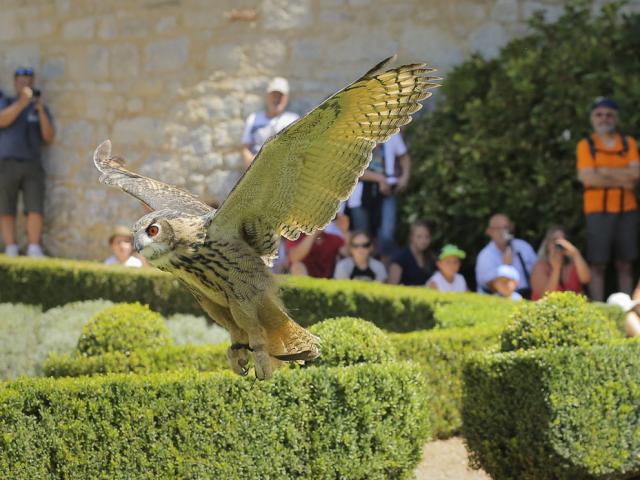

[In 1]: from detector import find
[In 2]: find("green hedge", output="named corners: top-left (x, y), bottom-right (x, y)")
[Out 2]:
top-left (308, 317), bottom-right (397, 367)
top-left (0, 364), bottom-right (429, 479)
top-left (391, 323), bottom-right (503, 438)
top-left (462, 340), bottom-right (640, 479)
top-left (77, 303), bottom-right (173, 356)
top-left (501, 292), bottom-right (619, 352)
top-left (43, 343), bottom-right (229, 377)
top-left (0, 300), bottom-right (227, 380)
top-left (0, 256), bottom-right (515, 332)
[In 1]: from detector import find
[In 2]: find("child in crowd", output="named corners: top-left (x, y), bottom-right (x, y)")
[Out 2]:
top-left (492, 264), bottom-right (523, 300)
top-left (426, 244), bottom-right (467, 292)
top-left (104, 225), bottom-right (143, 268)
top-left (334, 230), bottom-right (387, 282)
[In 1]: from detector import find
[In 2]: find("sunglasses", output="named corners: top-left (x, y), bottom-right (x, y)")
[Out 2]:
top-left (15, 67), bottom-right (34, 76)
top-left (351, 242), bottom-right (371, 249)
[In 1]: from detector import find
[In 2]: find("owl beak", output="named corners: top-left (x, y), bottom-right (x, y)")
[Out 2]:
top-left (133, 237), bottom-right (143, 253)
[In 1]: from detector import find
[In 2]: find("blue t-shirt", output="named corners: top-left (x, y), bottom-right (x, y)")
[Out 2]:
top-left (0, 96), bottom-right (53, 162)
top-left (391, 247), bottom-right (437, 286)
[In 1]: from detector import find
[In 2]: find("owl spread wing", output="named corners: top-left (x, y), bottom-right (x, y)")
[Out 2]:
top-left (209, 56), bottom-right (439, 256)
top-left (93, 140), bottom-right (213, 216)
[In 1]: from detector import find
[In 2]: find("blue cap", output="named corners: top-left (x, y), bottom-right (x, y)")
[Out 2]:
top-left (591, 97), bottom-right (618, 112)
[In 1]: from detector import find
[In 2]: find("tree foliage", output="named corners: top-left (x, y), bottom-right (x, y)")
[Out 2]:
top-left (403, 1), bottom-right (640, 267)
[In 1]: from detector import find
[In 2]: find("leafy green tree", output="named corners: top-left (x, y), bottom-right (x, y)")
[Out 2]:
top-left (403, 1), bottom-right (640, 279)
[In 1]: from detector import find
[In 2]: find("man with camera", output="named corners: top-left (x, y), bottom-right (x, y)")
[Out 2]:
top-left (475, 213), bottom-right (537, 299)
top-left (0, 67), bottom-right (55, 257)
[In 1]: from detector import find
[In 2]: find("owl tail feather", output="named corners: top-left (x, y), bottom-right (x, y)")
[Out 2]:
top-left (260, 295), bottom-right (321, 362)
top-left (269, 318), bottom-right (321, 362)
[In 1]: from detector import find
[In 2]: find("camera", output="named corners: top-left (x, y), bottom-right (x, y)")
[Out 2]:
top-left (32, 88), bottom-right (41, 98)
top-left (554, 243), bottom-right (565, 252)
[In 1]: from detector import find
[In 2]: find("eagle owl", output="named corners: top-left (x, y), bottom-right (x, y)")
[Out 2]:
top-left (93, 56), bottom-right (439, 379)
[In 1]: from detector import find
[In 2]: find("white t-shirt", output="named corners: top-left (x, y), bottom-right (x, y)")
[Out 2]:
top-left (104, 255), bottom-right (144, 268)
top-left (241, 110), bottom-right (300, 155)
top-left (426, 271), bottom-right (468, 292)
top-left (333, 257), bottom-right (388, 282)
top-left (347, 133), bottom-right (408, 209)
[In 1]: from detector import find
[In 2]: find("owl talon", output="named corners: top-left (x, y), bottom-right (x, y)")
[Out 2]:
top-left (227, 345), bottom-right (250, 376)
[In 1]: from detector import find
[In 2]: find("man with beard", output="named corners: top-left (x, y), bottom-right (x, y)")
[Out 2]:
top-left (577, 97), bottom-right (639, 300)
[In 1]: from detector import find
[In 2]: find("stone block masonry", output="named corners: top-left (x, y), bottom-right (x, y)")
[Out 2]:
top-left (0, 0), bottom-right (624, 259)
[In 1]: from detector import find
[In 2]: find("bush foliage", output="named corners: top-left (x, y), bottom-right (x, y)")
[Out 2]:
top-left (403, 2), bottom-right (640, 262)
top-left (44, 343), bottom-right (229, 377)
top-left (0, 256), bottom-right (518, 332)
top-left (501, 291), bottom-right (619, 351)
top-left (308, 317), bottom-right (397, 367)
top-left (391, 323), bottom-right (503, 438)
top-left (0, 365), bottom-right (430, 479)
top-left (77, 303), bottom-right (172, 356)
top-left (463, 340), bottom-right (640, 479)
top-left (0, 300), bottom-right (226, 380)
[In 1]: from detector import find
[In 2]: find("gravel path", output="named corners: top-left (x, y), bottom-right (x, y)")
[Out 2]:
top-left (414, 437), bottom-right (490, 480)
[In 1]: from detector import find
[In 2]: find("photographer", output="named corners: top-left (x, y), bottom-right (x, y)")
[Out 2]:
top-left (0, 67), bottom-right (55, 257)
top-left (346, 131), bottom-right (410, 263)
top-left (475, 213), bottom-right (537, 298)
top-left (530, 225), bottom-right (591, 300)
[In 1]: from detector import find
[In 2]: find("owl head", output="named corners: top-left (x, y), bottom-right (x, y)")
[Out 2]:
top-left (131, 209), bottom-right (179, 263)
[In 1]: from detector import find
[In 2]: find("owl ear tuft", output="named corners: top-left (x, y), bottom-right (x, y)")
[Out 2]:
top-left (93, 140), bottom-right (112, 169)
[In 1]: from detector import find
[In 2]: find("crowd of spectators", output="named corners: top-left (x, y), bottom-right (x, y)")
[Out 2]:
top-left (234, 84), bottom-right (639, 315)
top-left (1, 69), bottom-right (639, 328)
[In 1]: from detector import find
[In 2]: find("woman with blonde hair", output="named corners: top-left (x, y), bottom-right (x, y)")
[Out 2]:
top-left (530, 225), bottom-right (591, 300)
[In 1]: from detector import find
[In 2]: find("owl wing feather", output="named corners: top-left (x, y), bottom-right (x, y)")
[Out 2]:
top-left (209, 56), bottom-right (440, 256)
top-left (93, 140), bottom-right (213, 216)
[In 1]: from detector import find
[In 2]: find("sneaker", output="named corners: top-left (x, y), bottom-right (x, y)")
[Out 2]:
top-left (26, 244), bottom-right (46, 258)
top-left (4, 244), bottom-right (19, 257)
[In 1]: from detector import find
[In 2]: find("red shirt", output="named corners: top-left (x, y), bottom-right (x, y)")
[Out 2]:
top-left (531, 261), bottom-right (582, 301)
top-left (285, 233), bottom-right (344, 278)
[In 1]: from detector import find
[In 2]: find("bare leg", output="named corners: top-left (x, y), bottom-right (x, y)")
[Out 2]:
top-left (615, 260), bottom-right (633, 295)
top-left (625, 311), bottom-right (640, 337)
top-left (26, 212), bottom-right (43, 245)
top-left (588, 263), bottom-right (606, 302)
top-left (1, 215), bottom-right (16, 245)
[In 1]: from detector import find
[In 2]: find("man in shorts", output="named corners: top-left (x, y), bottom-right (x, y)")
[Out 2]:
top-left (577, 97), bottom-right (639, 300)
top-left (0, 67), bottom-right (55, 257)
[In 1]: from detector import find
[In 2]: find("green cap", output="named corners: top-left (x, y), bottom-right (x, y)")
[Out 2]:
top-left (438, 244), bottom-right (466, 261)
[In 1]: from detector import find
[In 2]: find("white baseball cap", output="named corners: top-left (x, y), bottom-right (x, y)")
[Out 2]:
top-left (607, 292), bottom-right (640, 313)
top-left (266, 77), bottom-right (290, 95)
top-left (496, 264), bottom-right (520, 282)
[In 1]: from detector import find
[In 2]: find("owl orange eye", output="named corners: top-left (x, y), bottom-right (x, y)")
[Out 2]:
top-left (146, 225), bottom-right (159, 237)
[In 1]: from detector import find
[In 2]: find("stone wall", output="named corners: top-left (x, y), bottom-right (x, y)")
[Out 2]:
top-left (0, 0), bottom-right (622, 259)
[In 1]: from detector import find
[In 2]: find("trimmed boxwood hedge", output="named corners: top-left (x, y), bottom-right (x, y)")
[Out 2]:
top-left (0, 364), bottom-right (430, 479)
top-left (77, 303), bottom-right (173, 356)
top-left (391, 323), bottom-right (503, 438)
top-left (0, 256), bottom-right (516, 332)
top-left (308, 317), bottom-right (397, 367)
top-left (43, 343), bottom-right (229, 377)
top-left (462, 340), bottom-right (640, 480)
top-left (501, 292), bottom-right (618, 352)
